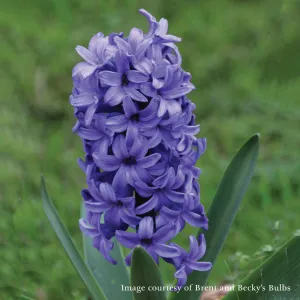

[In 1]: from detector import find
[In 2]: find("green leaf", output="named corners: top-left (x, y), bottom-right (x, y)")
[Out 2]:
top-left (81, 203), bottom-right (132, 300)
top-left (20, 296), bottom-right (36, 300)
top-left (41, 176), bottom-right (107, 300)
top-left (223, 236), bottom-right (300, 299)
top-left (170, 134), bottom-right (259, 300)
top-left (131, 246), bottom-right (167, 300)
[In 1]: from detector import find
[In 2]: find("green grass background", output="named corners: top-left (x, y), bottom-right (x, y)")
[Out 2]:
top-left (1, 0), bottom-right (300, 299)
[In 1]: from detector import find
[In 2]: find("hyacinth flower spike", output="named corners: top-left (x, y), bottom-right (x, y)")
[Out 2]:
top-left (70, 8), bottom-right (212, 288)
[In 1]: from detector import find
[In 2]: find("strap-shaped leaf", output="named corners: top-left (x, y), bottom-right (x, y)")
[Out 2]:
top-left (222, 236), bottom-right (300, 299)
top-left (131, 246), bottom-right (167, 300)
top-left (41, 176), bottom-right (107, 300)
top-left (81, 203), bottom-right (132, 300)
top-left (170, 134), bottom-right (259, 300)
top-left (20, 296), bottom-right (36, 300)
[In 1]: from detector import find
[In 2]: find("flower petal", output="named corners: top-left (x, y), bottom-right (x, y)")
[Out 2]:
top-left (128, 28), bottom-right (143, 52)
top-left (104, 86), bottom-right (126, 106)
top-left (153, 169), bottom-right (171, 188)
top-left (135, 38), bottom-right (152, 59)
top-left (124, 86), bottom-right (148, 102)
top-left (115, 230), bottom-right (139, 248)
top-left (106, 114), bottom-right (128, 132)
top-left (160, 206), bottom-right (181, 222)
top-left (157, 97), bottom-right (167, 117)
top-left (92, 153), bottom-right (121, 171)
top-left (75, 46), bottom-right (98, 64)
top-left (153, 223), bottom-right (177, 243)
top-left (138, 216), bottom-right (154, 239)
top-left (112, 134), bottom-right (129, 159)
top-left (85, 102), bottom-right (98, 126)
top-left (188, 236), bottom-right (199, 259)
top-left (167, 100), bottom-right (182, 116)
top-left (104, 206), bottom-right (123, 229)
top-left (115, 50), bottom-right (130, 74)
top-left (127, 70), bottom-right (149, 83)
top-left (100, 239), bottom-right (117, 265)
top-left (183, 210), bottom-right (208, 228)
top-left (159, 34), bottom-right (181, 43)
top-left (112, 165), bottom-right (130, 191)
top-left (194, 234), bottom-right (207, 261)
top-left (114, 36), bottom-right (131, 54)
top-left (148, 161), bottom-right (167, 176)
top-left (147, 130), bottom-right (161, 148)
top-left (88, 32), bottom-right (105, 53)
top-left (120, 208), bottom-right (140, 226)
top-left (123, 95), bottom-right (137, 118)
top-left (126, 173), bottom-right (154, 197)
top-left (139, 99), bottom-right (159, 121)
top-left (98, 71), bottom-right (122, 86)
top-left (139, 9), bottom-right (158, 38)
top-left (140, 82), bottom-right (157, 98)
top-left (136, 194), bottom-right (158, 215)
top-left (174, 267), bottom-right (187, 287)
top-left (133, 57), bottom-right (153, 75)
top-left (154, 242), bottom-right (180, 258)
top-left (77, 128), bottom-right (103, 140)
top-left (99, 182), bottom-right (116, 202)
top-left (184, 261), bottom-right (212, 272)
top-left (125, 123), bottom-right (140, 151)
top-left (137, 153), bottom-right (161, 168)
top-left (85, 201), bottom-right (111, 213)
top-left (70, 94), bottom-right (96, 107)
top-left (72, 62), bottom-right (98, 78)
top-left (79, 219), bottom-right (99, 238)
top-left (196, 138), bottom-right (207, 158)
top-left (153, 77), bottom-right (165, 89)
top-left (128, 135), bottom-right (148, 158)
top-left (161, 87), bottom-right (193, 99)
top-left (156, 18), bottom-right (168, 36)
top-left (175, 266), bottom-right (186, 278)
top-left (164, 190), bottom-right (185, 203)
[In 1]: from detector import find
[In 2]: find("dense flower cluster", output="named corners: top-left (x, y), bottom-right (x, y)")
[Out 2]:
top-left (71, 9), bottom-right (211, 286)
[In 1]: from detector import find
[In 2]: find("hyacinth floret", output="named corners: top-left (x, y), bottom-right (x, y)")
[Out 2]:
top-left (71, 9), bottom-right (211, 287)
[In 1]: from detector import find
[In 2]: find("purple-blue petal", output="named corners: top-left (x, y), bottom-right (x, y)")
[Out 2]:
top-left (184, 261), bottom-right (212, 272)
top-left (161, 87), bottom-right (193, 100)
top-left (116, 230), bottom-right (140, 248)
top-left (138, 216), bottom-right (154, 239)
top-left (106, 114), bottom-right (128, 132)
top-left (124, 86), bottom-right (148, 102)
top-left (75, 46), bottom-right (98, 64)
top-left (98, 71), bottom-right (122, 87)
top-left (136, 194), bottom-right (158, 215)
top-left (136, 153), bottom-right (161, 168)
top-left (153, 242), bottom-right (180, 258)
top-left (92, 153), bottom-right (121, 171)
top-left (127, 70), bottom-right (149, 83)
top-left (104, 86), bottom-right (126, 106)
top-left (153, 223), bottom-right (177, 243)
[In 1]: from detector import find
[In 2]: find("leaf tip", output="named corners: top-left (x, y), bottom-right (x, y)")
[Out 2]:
top-left (250, 133), bottom-right (260, 142)
top-left (246, 133), bottom-right (260, 152)
top-left (132, 245), bottom-right (144, 256)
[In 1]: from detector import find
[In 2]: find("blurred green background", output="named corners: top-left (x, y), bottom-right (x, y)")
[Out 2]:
top-left (1, 0), bottom-right (300, 299)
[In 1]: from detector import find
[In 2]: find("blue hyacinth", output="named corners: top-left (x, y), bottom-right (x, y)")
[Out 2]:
top-left (70, 9), bottom-right (211, 287)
